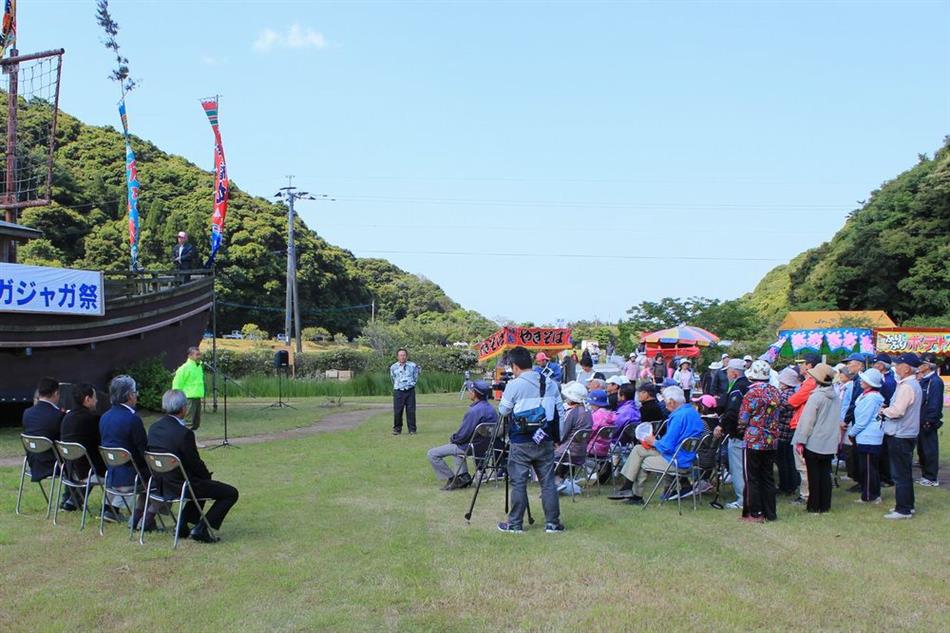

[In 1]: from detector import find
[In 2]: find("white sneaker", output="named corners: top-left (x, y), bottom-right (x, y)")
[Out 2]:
top-left (888, 507), bottom-right (916, 514)
top-left (916, 478), bottom-right (940, 487)
top-left (724, 500), bottom-right (742, 510)
top-left (884, 511), bottom-right (913, 520)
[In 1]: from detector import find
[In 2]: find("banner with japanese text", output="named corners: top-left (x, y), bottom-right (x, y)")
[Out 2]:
top-left (875, 329), bottom-right (950, 355)
top-left (0, 263), bottom-right (104, 316)
top-left (477, 326), bottom-right (573, 361)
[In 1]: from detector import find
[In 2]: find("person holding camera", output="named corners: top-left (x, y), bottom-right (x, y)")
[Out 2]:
top-left (496, 346), bottom-right (567, 534)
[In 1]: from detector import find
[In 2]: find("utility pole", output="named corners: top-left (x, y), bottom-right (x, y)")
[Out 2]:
top-left (275, 179), bottom-right (333, 356)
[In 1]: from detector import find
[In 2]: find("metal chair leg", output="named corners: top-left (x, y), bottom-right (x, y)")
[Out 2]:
top-left (15, 457), bottom-right (28, 515)
top-left (46, 463), bottom-right (60, 519)
top-left (140, 477), bottom-right (153, 545)
top-left (52, 471), bottom-right (64, 526)
top-left (173, 487), bottom-right (188, 549)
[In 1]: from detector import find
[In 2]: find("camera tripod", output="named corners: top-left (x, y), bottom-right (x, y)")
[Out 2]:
top-left (464, 416), bottom-right (535, 526)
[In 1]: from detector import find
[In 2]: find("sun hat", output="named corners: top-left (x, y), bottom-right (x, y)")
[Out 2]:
top-left (629, 352), bottom-right (637, 359)
top-left (535, 351), bottom-right (549, 362)
top-left (177, 231), bottom-right (187, 238)
top-left (694, 394), bottom-right (718, 409)
top-left (679, 359), bottom-right (692, 367)
top-left (727, 359), bottom-right (746, 371)
top-left (606, 375), bottom-right (630, 386)
top-left (857, 367), bottom-right (883, 389)
top-left (778, 367), bottom-right (801, 387)
top-left (745, 360), bottom-right (771, 382)
top-left (808, 363), bottom-right (837, 385)
top-left (743, 355), bottom-right (753, 362)
top-left (721, 353), bottom-right (729, 359)
top-left (468, 380), bottom-right (492, 397)
top-left (561, 381), bottom-right (588, 404)
top-left (708, 361), bottom-right (723, 370)
top-left (894, 352), bottom-right (921, 368)
top-left (588, 389), bottom-right (609, 408)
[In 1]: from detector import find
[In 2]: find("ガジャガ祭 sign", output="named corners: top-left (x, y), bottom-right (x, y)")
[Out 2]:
top-left (0, 263), bottom-right (105, 316)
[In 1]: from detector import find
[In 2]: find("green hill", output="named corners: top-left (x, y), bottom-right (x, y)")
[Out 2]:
top-left (13, 105), bottom-right (493, 338)
top-left (743, 138), bottom-right (950, 327)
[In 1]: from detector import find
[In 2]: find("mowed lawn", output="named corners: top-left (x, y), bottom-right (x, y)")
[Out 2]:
top-left (1, 399), bottom-right (948, 632)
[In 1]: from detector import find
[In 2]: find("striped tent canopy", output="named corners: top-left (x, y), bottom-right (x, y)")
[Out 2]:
top-left (641, 325), bottom-right (720, 347)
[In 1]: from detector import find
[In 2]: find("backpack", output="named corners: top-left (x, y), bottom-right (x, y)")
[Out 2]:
top-left (510, 374), bottom-right (549, 436)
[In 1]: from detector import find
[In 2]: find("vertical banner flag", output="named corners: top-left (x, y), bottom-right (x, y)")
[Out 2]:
top-left (118, 100), bottom-right (140, 270)
top-left (200, 97), bottom-right (229, 267)
top-left (1, 0), bottom-right (15, 58)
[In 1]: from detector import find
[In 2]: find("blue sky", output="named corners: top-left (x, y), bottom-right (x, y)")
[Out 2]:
top-left (24, 0), bottom-right (950, 324)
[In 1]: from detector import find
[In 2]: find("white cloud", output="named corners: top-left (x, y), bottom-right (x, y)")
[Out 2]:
top-left (254, 24), bottom-right (329, 52)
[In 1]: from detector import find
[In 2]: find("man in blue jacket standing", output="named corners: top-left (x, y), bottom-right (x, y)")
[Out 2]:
top-left (609, 385), bottom-right (706, 504)
top-left (916, 353), bottom-right (944, 487)
top-left (427, 380), bottom-right (498, 490)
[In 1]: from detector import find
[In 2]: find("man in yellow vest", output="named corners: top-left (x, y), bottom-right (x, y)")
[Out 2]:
top-left (172, 346), bottom-right (205, 438)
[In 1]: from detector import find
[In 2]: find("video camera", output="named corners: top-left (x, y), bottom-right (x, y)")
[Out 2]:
top-left (491, 369), bottom-right (513, 393)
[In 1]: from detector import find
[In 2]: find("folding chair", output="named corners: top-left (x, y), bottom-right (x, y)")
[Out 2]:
top-left (16, 434), bottom-right (59, 518)
top-left (553, 428), bottom-right (592, 502)
top-left (98, 446), bottom-right (163, 539)
top-left (642, 435), bottom-right (705, 515)
top-left (586, 426), bottom-right (615, 494)
top-left (470, 422), bottom-right (507, 486)
top-left (689, 433), bottom-right (719, 503)
top-left (52, 441), bottom-right (103, 530)
top-left (448, 422), bottom-right (493, 487)
top-left (141, 452), bottom-right (214, 548)
top-left (608, 424), bottom-right (637, 487)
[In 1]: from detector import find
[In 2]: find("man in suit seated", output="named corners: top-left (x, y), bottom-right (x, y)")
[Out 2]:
top-left (148, 389), bottom-right (239, 543)
top-left (99, 375), bottom-right (155, 530)
top-left (22, 377), bottom-right (71, 509)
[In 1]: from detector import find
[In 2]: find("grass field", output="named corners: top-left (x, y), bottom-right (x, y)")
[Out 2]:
top-left (1, 399), bottom-right (948, 631)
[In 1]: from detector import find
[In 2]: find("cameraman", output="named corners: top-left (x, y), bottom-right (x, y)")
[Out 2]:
top-left (496, 346), bottom-right (567, 534)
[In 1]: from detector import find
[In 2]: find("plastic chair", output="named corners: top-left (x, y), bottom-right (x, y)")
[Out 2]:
top-left (553, 428), bottom-right (592, 502)
top-left (16, 434), bottom-right (59, 518)
top-left (98, 446), bottom-right (160, 539)
top-left (642, 435), bottom-right (705, 515)
top-left (52, 441), bottom-right (103, 530)
top-left (141, 452), bottom-right (214, 549)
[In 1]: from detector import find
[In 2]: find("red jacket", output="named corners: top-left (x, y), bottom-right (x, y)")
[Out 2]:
top-left (788, 376), bottom-right (816, 430)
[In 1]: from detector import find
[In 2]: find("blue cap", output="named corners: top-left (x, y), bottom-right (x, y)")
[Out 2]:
top-left (894, 353), bottom-right (921, 368)
top-left (661, 377), bottom-right (677, 388)
top-left (468, 380), bottom-right (491, 396)
top-left (588, 389), bottom-right (609, 407)
top-left (872, 353), bottom-right (892, 365)
top-left (802, 352), bottom-right (821, 366)
top-left (844, 353), bottom-right (867, 363)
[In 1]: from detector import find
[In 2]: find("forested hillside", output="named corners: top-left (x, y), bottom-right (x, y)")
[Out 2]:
top-left (14, 105), bottom-right (494, 338)
top-left (743, 138), bottom-right (950, 326)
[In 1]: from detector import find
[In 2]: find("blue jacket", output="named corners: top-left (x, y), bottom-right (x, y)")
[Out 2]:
top-left (99, 404), bottom-right (148, 487)
top-left (849, 389), bottom-right (885, 446)
top-left (880, 370), bottom-right (897, 407)
top-left (534, 362), bottom-right (562, 383)
top-left (450, 399), bottom-right (498, 447)
top-left (919, 372), bottom-right (944, 429)
top-left (654, 404), bottom-right (705, 468)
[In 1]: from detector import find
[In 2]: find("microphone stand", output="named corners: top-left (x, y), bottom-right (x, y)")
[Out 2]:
top-left (204, 361), bottom-right (240, 450)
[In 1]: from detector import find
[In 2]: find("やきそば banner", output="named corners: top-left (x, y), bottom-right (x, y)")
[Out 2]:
top-left (0, 263), bottom-right (104, 316)
top-left (875, 329), bottom-right (950, 356)
top-left (477, 326), bottom-right (573, 361)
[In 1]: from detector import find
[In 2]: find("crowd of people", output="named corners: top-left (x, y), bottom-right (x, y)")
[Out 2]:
top-left (19, 346), bottom-right (238, 543)
top-left (427, 345), bottom-right (944, 528)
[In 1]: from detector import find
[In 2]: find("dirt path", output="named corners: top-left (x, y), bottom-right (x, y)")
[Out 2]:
top-left (0, 402), bottom-right (448, 467)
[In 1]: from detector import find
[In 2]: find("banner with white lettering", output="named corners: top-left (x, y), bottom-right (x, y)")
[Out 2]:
top-left (0, 263), bottom-right (104, 316)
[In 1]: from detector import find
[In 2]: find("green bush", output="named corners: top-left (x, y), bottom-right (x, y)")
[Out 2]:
top-left (365, 346), bottom-right (478, 374)
top-left (112, 354), bottom-right (174, 411)
top-left (236, 371), bottom-right (464, 397)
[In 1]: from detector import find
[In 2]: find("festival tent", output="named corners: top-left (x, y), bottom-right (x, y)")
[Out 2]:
top-left (768, 311), bottom-right (896, 359)
top-left (640, 325), bottom-right (719, 359)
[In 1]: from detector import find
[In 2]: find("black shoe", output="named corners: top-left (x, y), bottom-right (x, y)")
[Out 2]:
top-left (622, 496), bottom-right (644, 506)
top-left (408, 431), bottom-right (417, 435)
top-left (102, 506), bottom-right (124, 523)
top-left (189, 524), bottom-right (220, 543)
top-left (60, 499), bottom-right (79, 512)
top-left (608, 489), bottom-right (634, 500)
top-left (497, 522), bottom-right (524, 533)
top-left (456, 473), bottom-right (473, 489)
top-left (545, 522), bottom-right (566, 534)
top-left (847, 484), bottom-right (862, 493)
top-left (791, 496), bottom-right (806, 505)
top-left (881, 481), bottom-right (894, 488)
top-left (392, 430), bottom-right (402, 435)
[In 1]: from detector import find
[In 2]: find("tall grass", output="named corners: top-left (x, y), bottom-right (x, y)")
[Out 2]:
top-left (235, 371), bottom-right (463, 398)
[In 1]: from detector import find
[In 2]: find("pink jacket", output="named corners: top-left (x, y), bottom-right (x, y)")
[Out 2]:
top-left (587, 408), bottom-right (616, 457)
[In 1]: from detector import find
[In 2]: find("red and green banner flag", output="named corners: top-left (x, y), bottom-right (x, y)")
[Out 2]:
top-left (200, 97), bottom-right (229, 267)
top-left (1, 0), bottom-right (15, 58)
top-left (118, 100), bottom-right (140, 270)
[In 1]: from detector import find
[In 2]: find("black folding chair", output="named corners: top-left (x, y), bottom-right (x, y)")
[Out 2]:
top-left (586, 426), bottom-right (615, 494)
top-left (53, 441), bottom-right (103, 530)
top-left (16, 434), bottom-right (58, 518)
top-left (447, 422), bottom-right (496, 487)
top-left (553, 428), bottom-right (592, 502)
top-left (642, 435), bottom-right (705, 515)
top-left (141, 452), bottom-right (214, 549)
top-left (471, 422), bottom-right (507, 486)
top-left (608, 424), bottom-right (637, 487)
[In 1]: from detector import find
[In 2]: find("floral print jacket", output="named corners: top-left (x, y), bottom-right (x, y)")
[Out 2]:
top-left (738, 382), bottom-right (782, 450)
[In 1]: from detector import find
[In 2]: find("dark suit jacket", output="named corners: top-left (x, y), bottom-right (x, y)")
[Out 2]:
top-left (22, 400), bottom-right (64, 481)
top-left (172, 242), bottom-right (197, 270)
top-left (147, 415), bottom-right (211, 493)
top-left (99, 404), bottom-right (148, 487)
top-left (61, 408), bottom-right (106, 478)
